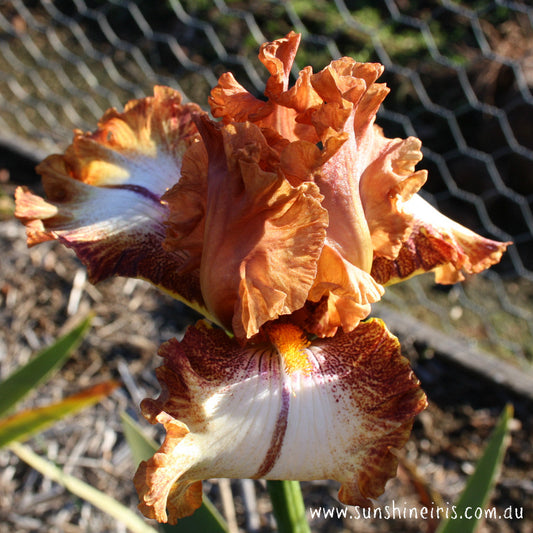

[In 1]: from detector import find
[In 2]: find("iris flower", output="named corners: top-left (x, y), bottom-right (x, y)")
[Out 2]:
top-left (15, 32), bottom-right (509, 524)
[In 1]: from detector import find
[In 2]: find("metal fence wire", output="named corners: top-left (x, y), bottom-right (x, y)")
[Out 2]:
top-left (1, 0), bottom-right (532, 363)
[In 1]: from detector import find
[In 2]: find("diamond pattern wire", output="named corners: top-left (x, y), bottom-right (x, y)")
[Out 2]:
top-left (1, 0), bottom-right (532, 362)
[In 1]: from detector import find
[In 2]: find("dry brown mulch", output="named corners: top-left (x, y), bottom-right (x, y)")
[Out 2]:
top-left (1, 166), bottom-right (532, 533)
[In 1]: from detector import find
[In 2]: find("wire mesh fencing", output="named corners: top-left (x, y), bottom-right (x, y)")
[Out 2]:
top-left (1, 0), bottom-right (532, 363)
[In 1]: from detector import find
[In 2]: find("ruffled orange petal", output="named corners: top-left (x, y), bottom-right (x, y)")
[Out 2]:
top-left (162, 141), bottom-right (209, 273)
top-left (303, 244), bottom-right (384, 337)
top-left (14, 87), bottom-right (208, 313)
top-left (360, 132), bottom-right (428, 259)
top-left (210, 34), bottom-right (432, 335)
top-left (209, 72), bottom-right (268, 124)
top-left (212, 34), bottom-right (430, 302)
top-left (134, 319), bottom-right (427, 524)
top-left (191, 116), bottom-right (328, 339)
top-left (308, 60), bottom-right (393, 271)
top-left (371, 194), bottom-right (511, 285)
top-left (275, 62), bottom-right (386, 333)
top-left (209, 31), bottom-right (320, 142)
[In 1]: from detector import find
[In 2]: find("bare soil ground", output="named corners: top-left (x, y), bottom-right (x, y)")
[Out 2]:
top-left (0, 155), bottom-right (532, 533)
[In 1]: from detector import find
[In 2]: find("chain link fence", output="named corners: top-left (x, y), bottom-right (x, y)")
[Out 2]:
top-left (1, 0), bottom-right (532, 363)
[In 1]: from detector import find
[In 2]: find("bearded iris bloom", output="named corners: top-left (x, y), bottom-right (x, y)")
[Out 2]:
top-left (15, 32), bottom-right (509, 524)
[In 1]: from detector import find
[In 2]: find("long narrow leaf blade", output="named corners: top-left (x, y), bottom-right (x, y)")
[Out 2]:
top-left (8, 441), bottom-right (159, 533)
top-left (0, 315), bottom-right (92, 418)
top-left (120, 412), bottom-right (229, 533)
top-left (0, 381), bottom-right (118, 448)
top-left (120, 410), bottom-right (159, 464)
top-left (437, 404), bottom-right (513, 533)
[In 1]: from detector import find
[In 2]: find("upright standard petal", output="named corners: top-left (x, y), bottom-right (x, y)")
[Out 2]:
top-left (209, 31), bottom-right (321, 142)
top-left (297, 61), bottom-right (393, 334)
top-left (308, 58), bottom-right (428, 269)
top-left (15, 87), bottom-right (208, 313)
top-left (371, 194), bottom-right (511, 285)
top-left (164, 115), bottom-right (328, 339)
top-left (134, 319), bottom-right (427, 524)
top-left (209, 34), bottom-right (441, 336)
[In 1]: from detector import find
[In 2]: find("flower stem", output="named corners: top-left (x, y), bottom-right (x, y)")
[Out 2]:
top-left (267, 480), bottom-right (310, 533)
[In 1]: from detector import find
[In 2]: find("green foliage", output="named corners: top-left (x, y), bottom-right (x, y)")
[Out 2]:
top-left (9, 441), bottom-right (159, 533)
top-left (0, 315), bottom-right (111, 449)
top-left (0, 315), bottom-right (146, 531)
top-left (437, 404), bottom-right (514, 533)
top-left (0, 315), bottom-right (92, 419)
top-left (267, 480), bottom-right (310, 533)
top-left (0, 381), bottom-right (117, 448)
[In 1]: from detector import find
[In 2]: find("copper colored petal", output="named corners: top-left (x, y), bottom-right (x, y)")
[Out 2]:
top-left (195, 117), bottom-right (328, 338)
top-left (371, 195), bottom-right (511, 285)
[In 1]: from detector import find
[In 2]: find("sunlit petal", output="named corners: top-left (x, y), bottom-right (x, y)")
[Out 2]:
top-left (209, 33), bottom-right (439, 335)
top-left (298, 61), bottom-right (397, 332)
top-left (176, 116), bottom-right (328, 339)
top-left (134, 319), bottom-right (427, 524)
top-left (360, 133), bottom-right (428, 259)
top-left (15, 87), bottom-right (207, 312)
top-left (302, 244), bottom-right (384, 337)
top-left (371, 194), bottom-right (511, 285)
top-left (210, 31), bottom-right (320, 142)
top-left (309, 59), bottom-right (394, 270)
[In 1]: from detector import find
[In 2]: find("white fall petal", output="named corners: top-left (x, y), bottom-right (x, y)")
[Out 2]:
top-left (15, 86), bottom-right (209, 313)
top-left (134, 319), bottom-right (427, 524)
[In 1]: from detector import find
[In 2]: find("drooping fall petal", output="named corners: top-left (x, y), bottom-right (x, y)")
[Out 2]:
top-left (371, 194), bottom-right (511, 285)
top-left (134, 319), bottom-right (427, 524)
top-left (15, 86), bottom-right (208, 313)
